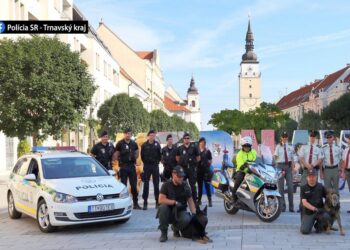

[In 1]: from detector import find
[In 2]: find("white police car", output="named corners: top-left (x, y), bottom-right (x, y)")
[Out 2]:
top-left (7, 147), bottom-right (132, 233)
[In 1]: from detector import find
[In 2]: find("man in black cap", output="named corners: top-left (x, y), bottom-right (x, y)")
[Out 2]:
top-left (141, 130), bottom-right (162, 210)
top-left (113, 128), bottom-right (141, 209)
top-left (157, 165), bottom-right (196, 242)
top-left (161, 134), bottom-right (178, 181)
top-left (274, 132), bottom-right (295, 212)
top-left (90, 131), bottom-right (114, 170)
top-left (321, 131), bottom-right (341, 193)
top-left (300, 168), bottom-right (330, 234)
top-left (176, 133), bottom-right (200, 202)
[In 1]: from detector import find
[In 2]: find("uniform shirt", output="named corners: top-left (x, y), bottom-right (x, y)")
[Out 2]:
top-left (236, 149), bottom-right (257, 173)
top-left (342, 146), bottom-right (350, 169)
top-left (322, 143), bottom-right (341, 166)
top-left (274, 143), bottom-right (294, 163)
top-left (161, 145), bottom-right (177, 169)
top-left (160, 180), bottom-right (192, 206)
top-left (141, 140), bottom-right (161, 165)
top-left (176, 143), bottom-right (200, 168)
top-left (198, 149), bottom-right (213, 173)
top-left (300, 143), bottom-right (324, 166)
top-left (115, 139), bottom-right (138, 167)
top-left (91, 142), bottom-right (115, 169)
top-left (300, 183), bottom-right (326, 215)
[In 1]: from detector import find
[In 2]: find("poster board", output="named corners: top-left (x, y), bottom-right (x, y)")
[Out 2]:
top-left (261, 130), bottom-right (275, 154)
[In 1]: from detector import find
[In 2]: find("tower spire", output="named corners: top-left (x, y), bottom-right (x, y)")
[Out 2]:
top-left (187, 75), bottom-right (198, 94)
top-left (242, 16), bottom-right (258, 63)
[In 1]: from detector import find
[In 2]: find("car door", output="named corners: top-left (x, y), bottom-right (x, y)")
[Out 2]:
top-left (25, 158), bottom-right (41, 213)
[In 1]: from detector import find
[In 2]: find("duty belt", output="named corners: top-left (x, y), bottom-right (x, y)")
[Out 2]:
top-left (324, 165), bottom-right (338, 169)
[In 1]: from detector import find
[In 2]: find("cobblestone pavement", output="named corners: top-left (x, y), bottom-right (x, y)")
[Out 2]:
top-left (1, 174), bottom-right (350, 250)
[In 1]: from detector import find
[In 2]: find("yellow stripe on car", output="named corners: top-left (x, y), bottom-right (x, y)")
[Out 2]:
top-left (15, 202), bottom-right (36, 215)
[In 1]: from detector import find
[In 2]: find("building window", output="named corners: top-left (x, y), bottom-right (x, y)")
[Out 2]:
top-left (249, 85), bottom-right (252, 88)
top-left (95, 53), bottom-right (100, 71)
top-left (192, 100), bottom-right (196, 107)
top-left (103, 60), bottom-right (107, 77)
top-left (249, 93), bottom-right (252, 98)
top-left (113, 69), bottom-right (119, 87)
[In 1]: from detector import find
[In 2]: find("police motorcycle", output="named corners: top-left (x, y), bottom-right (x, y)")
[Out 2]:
top-left (211, 144), bottom-right (282, 222)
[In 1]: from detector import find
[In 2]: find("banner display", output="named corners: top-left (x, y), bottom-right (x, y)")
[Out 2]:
top-left (241, 129), bottom-right (258, 151)
top-left (199, 130), bottom-right (234, 169)
top-left (261, 130), bottom-right (275, 154)
top-left (292, 130), bottom-right (309, 146)
top-left (340, 130), bottom-right (350, 150)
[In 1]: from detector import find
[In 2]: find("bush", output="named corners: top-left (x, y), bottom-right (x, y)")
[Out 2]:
top-left (17, 139), bottom-right (31, 158)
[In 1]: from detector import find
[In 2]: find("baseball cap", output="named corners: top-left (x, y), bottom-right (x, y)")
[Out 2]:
top-left (100, 130), bottom-right (108, 137)
top-left (326, 130), bottom-right (334, 138)
top-left (166, 134), bottom-right (173, 140)
top-left (198, 137), bottom-right (206, 143)
top-left (183, 132), bottom-right (190, 139)
top-left (123, 128), bottom-right (131, 133)
top-left (172, 165), bottom-right (186, 177)
top-left (147, 130), bottom-right (156, 136)
top-left (309, 130), bottom-right (318, 137)
top-left (306, 168), bottom-right (317, 176)
top-left (281, 131), bottom-right (288, 138)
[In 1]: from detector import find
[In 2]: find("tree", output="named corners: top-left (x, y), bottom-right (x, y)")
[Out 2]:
top-left (97, 93), bottom-right (150, 136)
top-left (299, 111), bottom-right (322, 130)
top-left (17, 139), bottom-right (31, 158)
top-left (0, 37), bottom-right (95, 145)
top-left (321, 93), bottom-right (350, 131)
top-left (149, 110), bottom-right (170, 132)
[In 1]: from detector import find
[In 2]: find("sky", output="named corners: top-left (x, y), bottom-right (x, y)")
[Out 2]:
top-left (75, 0), bottom-right (350, 130)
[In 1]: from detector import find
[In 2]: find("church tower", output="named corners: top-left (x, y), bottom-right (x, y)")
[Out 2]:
top-left (239, 18), bottom-right (261, 112)
top-left (187, 76), bottom-right (201, 130)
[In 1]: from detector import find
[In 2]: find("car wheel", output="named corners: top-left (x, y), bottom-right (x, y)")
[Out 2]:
top-left (7, 192), bottom-right (22, 219)
top-left (36, 199), bottom-right (56, 233)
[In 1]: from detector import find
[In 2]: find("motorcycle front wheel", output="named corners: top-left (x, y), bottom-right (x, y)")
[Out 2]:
top-left (255, 195), bottom-right (282, 223)
top-left (224, 199), bottom-right (239, 215)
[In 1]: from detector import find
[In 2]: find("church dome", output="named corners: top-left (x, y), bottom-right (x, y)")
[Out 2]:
top-left (242, 51), bottom-right (257, 61)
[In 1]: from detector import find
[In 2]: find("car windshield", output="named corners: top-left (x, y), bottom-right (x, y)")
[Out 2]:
top-left (41, 157), bottom-right (109, 179)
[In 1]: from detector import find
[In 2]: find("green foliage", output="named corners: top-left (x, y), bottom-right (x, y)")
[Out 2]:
top-left (208, 102), bottom-right (297, 143)
top-left (321, 93), bottom-right (350, 131)
top-left (0, 37), bottom-right (95, 142)
top-left (17, 139), bottom-right (31, 158)
top-left (97, 93), bottom-right (199, 138)
top-left (299, 111), bottom-right (323, 130)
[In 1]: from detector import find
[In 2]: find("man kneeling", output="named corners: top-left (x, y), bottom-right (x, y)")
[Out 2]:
top-left (300, 168), bottom-right (331, 234)
top-left (157, 165), bottom-right (196, 242)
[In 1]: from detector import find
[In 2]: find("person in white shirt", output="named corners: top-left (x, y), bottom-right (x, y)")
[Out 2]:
top-left (274, 132), bottom-right (295, 212)
top-left (321, 131), bottom-right (341, 193)
top-left (341, 134), bottom-right (350, 213)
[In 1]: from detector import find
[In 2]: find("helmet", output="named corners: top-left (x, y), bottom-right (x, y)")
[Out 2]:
top-left (240, 136), bottom-right (253, 147)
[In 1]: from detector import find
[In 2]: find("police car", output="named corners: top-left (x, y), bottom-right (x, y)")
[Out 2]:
top-left (7, 147), bottom-right (132, 233)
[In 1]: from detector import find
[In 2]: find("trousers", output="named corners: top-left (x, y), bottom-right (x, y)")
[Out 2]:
top-left (142, 164), bottom-right (160, 203)
top-left (119, 165), bottom-right (138, 204)
top-left (158, 204), bottom-right (192, 232)
top-left (277, 162), bottom-right (294, 210)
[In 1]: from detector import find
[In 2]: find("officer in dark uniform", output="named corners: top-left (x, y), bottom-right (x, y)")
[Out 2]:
top-left (158, 166), bottom-right (196, 242)
top-left (141, 130), bottom-right (162, 210)
top-left (300, 168), bottom-right (330, 234)
top-left (90, 131), bottom-right (114, 170)
top-left (176, 133), bottom-right (200, 202)
top-left (161, 134), bottom-right (178, 181)
top-left (113, 128), bottom-right (141, 210)
top-left (197, 137), bottom-right (213, 207)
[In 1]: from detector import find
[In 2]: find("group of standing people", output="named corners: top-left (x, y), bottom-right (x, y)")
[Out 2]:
top-left (90, 129), bottom-right (214, 210)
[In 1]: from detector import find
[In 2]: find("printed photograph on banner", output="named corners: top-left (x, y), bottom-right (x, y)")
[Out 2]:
top-left (261, 130), bottom-right (275, 154)
top-left (340, 130), bottom-right (350, 150)
top-left (292, 130), bottom-right (309, 146)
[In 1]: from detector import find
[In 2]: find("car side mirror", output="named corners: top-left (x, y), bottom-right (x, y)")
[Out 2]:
top-left (24, 174), bottom-right (36, 181)
top-left (108, 170), bottom-right (116, 176)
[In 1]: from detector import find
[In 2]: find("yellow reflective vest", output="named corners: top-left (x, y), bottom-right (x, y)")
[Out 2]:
top-left (236, 149), bottom-right (257, 173)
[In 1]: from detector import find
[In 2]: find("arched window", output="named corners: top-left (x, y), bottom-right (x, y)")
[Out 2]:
top-left (192, 100), bottom-right (196, 107)
top-left (249, 93), bottom-right (252, 98)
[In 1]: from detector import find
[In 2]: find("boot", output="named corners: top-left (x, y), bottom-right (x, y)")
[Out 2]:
top-left (133, 203), bottom-right (142, 210)
top-left (197, 199), bottom-right (202, 206)
top-left (208, 197), bottom-right (212, 207)
top-left (143, 201), bottom-right (148, 210)
top-left (171, 225), bottom-right (180, 237)
top-left (159, 230), bottom-right (168, 242)
top-left (155, 200), bottom-right (159, 209)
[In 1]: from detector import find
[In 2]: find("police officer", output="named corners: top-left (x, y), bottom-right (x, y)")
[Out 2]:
top-left (90, 131), bottom-right (114, 170)
top-left (341, 134), bottom-right (350, 213)
top-left (300, 168), bottom-right (330, 234)
top-left (158, 166), bottom-right (196, 242)
top-left (176, 133), bottom-right (200, 202)
top-left (161, 134), bottom-right (178, 181)
top-left (274, 132), bottom-right (295, 212)
top-left (113, 128), bottom-right (141, 210)
top-left (299, 130), bottom-right (324, 185)
top-left (321, 131), bottom-right (341, 193)
top-left (197, 137), bottom-right (213, 207)
top-left (141, 130), bottom-right (161, 210)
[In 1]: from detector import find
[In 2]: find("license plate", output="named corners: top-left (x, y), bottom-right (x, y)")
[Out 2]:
top-left (88, 204), bottom-right (115, 213)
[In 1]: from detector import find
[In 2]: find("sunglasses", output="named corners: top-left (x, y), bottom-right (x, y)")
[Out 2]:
top-left (184, 137), bottom-right (190, 140)
top-left (326, 136), bottom-right (333, 139)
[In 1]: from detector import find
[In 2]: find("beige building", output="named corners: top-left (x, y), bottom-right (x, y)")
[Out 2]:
top-left (97, 22), bottom-right (165, 112)
top-left (276, 65), bottom-right (350, 122)
top-left (239, 19), bottom-right (261, 112)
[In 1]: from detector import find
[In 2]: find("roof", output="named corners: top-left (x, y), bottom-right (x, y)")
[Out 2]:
top-left (164, 96), bottom-right (190, 112)
top-left (120, 67), bottom-right (135, 83)
top-left (276, 65), bottom-right (350, 110)
top-left (136, 51), bottom-right (154, 60)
